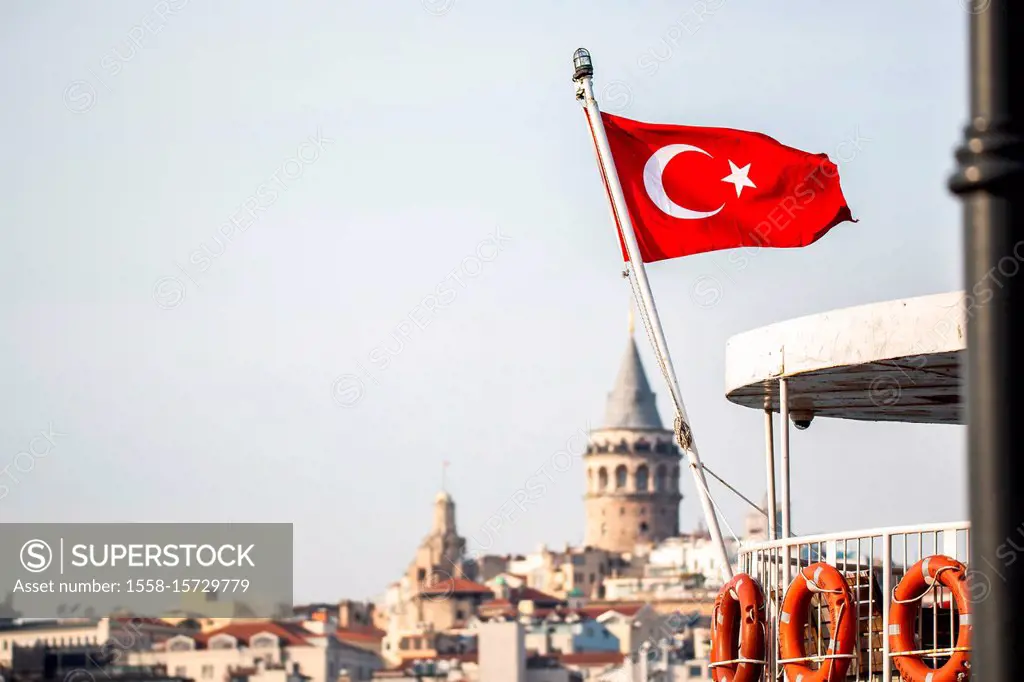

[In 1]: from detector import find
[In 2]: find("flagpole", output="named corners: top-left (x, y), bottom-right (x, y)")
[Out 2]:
top-left (572, 48), bottom-right (735, 583)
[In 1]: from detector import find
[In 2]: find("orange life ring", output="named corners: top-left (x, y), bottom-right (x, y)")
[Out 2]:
top-left (710, 573), bottom-right (765, 682)
top-left (889, 555), bottom-right (971, 682)
top-left (779, 562), bottom-right (857, 682)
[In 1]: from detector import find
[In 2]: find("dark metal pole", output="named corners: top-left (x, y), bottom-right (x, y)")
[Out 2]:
top-left (949, 1), bottom-right (1024, 679)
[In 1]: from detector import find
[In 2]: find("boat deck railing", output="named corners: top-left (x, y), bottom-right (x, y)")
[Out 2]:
top-left (737, 521), bottom-right (971, 680)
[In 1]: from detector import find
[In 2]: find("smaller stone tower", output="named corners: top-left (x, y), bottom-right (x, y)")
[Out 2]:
top-left (407, 490), bottom-right (466, 589)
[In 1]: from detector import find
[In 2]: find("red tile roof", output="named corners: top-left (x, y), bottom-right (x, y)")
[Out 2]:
top-left (479, 603), bottom-right (609, 622)
top-left (112, 617), bottom-right (175, 628)
top-left (477, 587), bottom-right (563, 613)
top-left (418, 577), bottom-right (494, 597)
top-left (577, 602), bottom-right (647, 619)
top-left (558, 651), bottom-right (626, 665)
top-left (510, 586), bottom-right (563, 605)
top-left (335, 625), bottom-right (386, 643)
top-left (195, 621), bottom-right (311, 647)
top-left (397, 652), bottom-right (478, 665)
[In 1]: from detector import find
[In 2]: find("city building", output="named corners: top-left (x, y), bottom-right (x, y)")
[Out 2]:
top-left (369, 314), bottom-right (782, 678)
top-left (583, 321), bottom-right (683, 554)
top-left (742, 494), bottom-right (782, 544)
top-left (371, 622), bottom-right (579, 682)
top-left (127, 620), bottom-right (381, 682)
top-left (1, 643), bottom-right (192, 682)
top-left (500, 547), bottom-right (629, 600)
top-left (601, 531), bottom-right (740, 599)
top-left (292, 603), bottom-right (386, 657)
top-left (1, 619), bottom-right (187, 667)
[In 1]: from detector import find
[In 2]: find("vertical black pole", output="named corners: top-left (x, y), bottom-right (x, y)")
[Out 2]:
top-left (949, 1), bottom-right (1024, 680)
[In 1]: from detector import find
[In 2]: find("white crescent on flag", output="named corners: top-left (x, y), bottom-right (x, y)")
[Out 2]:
top-left (642, 144), bottom-right (726, 220)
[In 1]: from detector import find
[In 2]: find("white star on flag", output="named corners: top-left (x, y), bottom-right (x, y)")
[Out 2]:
top-left (721, 160), bottom-right (756, 198)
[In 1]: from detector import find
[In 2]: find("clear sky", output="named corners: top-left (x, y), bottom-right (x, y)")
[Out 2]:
top-left (1, 1), bottom-right (968, 602)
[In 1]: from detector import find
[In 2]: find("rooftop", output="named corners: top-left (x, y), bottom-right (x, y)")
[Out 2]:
top-left (602, 333), bottom-right (664, 431)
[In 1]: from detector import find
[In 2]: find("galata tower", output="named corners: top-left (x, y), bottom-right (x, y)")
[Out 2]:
top-left (584, 315), bottom-right (682, 553)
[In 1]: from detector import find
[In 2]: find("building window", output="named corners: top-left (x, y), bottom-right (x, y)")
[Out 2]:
top-left (251, 634), bottom-right (277, 648)
top-left (209, 635), bottom-right (237, 650)
top-left (201, 665), bottom-right (214, 679)
top-left (620, 507), bottom-right (625, 516)
top-left (174, 668), bottom-right (187, 678)
top-left (655, 465), bottom-right (667, 492)
top-left (417, 568), bottom-right (426, 581)
top-left (635, 465), bottom-right (649, 492)
top-left (640, 522), bottom-right (649, 534)
top-left (168, 637), bottom-right (195, 652)
top-left (598, 467), bottom-right (608, 490)
top-left (615, 465), bottom-right (627, 489)
top-left (589, 573), bottom-right (595, 583)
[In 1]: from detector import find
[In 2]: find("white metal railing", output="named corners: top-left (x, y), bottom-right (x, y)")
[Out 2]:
top-left (737, 521), bottom-right (970, 680)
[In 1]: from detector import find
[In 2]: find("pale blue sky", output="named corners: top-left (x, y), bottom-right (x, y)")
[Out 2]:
top-left (1, 2), bottom-right (968, 601)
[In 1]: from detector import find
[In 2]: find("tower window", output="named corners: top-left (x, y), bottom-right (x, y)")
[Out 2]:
top-left (620, 507), bottom-right (625, 516)
top-left (598, 468), bottom-right (608, 490)
top-left (655, 465), bottom-right (667, 492)
top-left (640, 522), bottom-right (649, 534)
top-left (636, 465), bottom-right (649, 492)
top-left (615, 465), bottom-right (627, 489)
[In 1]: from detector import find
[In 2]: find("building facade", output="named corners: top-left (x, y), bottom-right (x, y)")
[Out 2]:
top-left (128, 620), bottom-right (381, 682)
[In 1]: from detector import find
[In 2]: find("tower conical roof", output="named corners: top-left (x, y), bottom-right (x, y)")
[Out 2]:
top-left (603, 335), bottom-right (664, 429)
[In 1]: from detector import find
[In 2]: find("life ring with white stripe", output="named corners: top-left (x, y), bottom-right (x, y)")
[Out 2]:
top-left (779, 562), bottom-right (857, 682)
top-left (710, 573), bottom-right (765, 682)
top-left (889, 555), bottom-right (971, 682)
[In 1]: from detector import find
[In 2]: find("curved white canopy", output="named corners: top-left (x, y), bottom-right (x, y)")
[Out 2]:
top-left (724, 291), bottom-right (965, 424)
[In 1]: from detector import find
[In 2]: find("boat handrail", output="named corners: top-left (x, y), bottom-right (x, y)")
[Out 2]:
top-left (737, 520), bottom-right (970, 554)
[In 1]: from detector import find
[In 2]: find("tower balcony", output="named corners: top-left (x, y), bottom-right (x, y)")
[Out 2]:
top-left (583, 489), bottom-right (683, 501)
top-left (585, 438), bottom-right (680, 457)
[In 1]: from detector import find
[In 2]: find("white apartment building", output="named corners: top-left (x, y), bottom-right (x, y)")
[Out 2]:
top-left (128, 620), bottom-right (382, 682)
top-left (0, 617), bottom-right (184, 666)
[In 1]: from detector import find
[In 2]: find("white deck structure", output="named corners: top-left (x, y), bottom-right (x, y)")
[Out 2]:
top-left (723, 292), bottom-right (969, 681)
top-left (725, 290), bottom-right (965, 424)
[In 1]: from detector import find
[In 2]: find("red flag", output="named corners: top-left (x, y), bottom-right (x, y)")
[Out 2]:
top-left (597, 112), bottom-right (854, 262)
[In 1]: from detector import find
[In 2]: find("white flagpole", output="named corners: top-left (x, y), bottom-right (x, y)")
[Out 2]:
top-left (571, 48), bottom-right (735, 583)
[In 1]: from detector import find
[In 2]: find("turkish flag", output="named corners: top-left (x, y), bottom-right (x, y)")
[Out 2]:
top-left (597, 112), bottom-right (854, 262)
